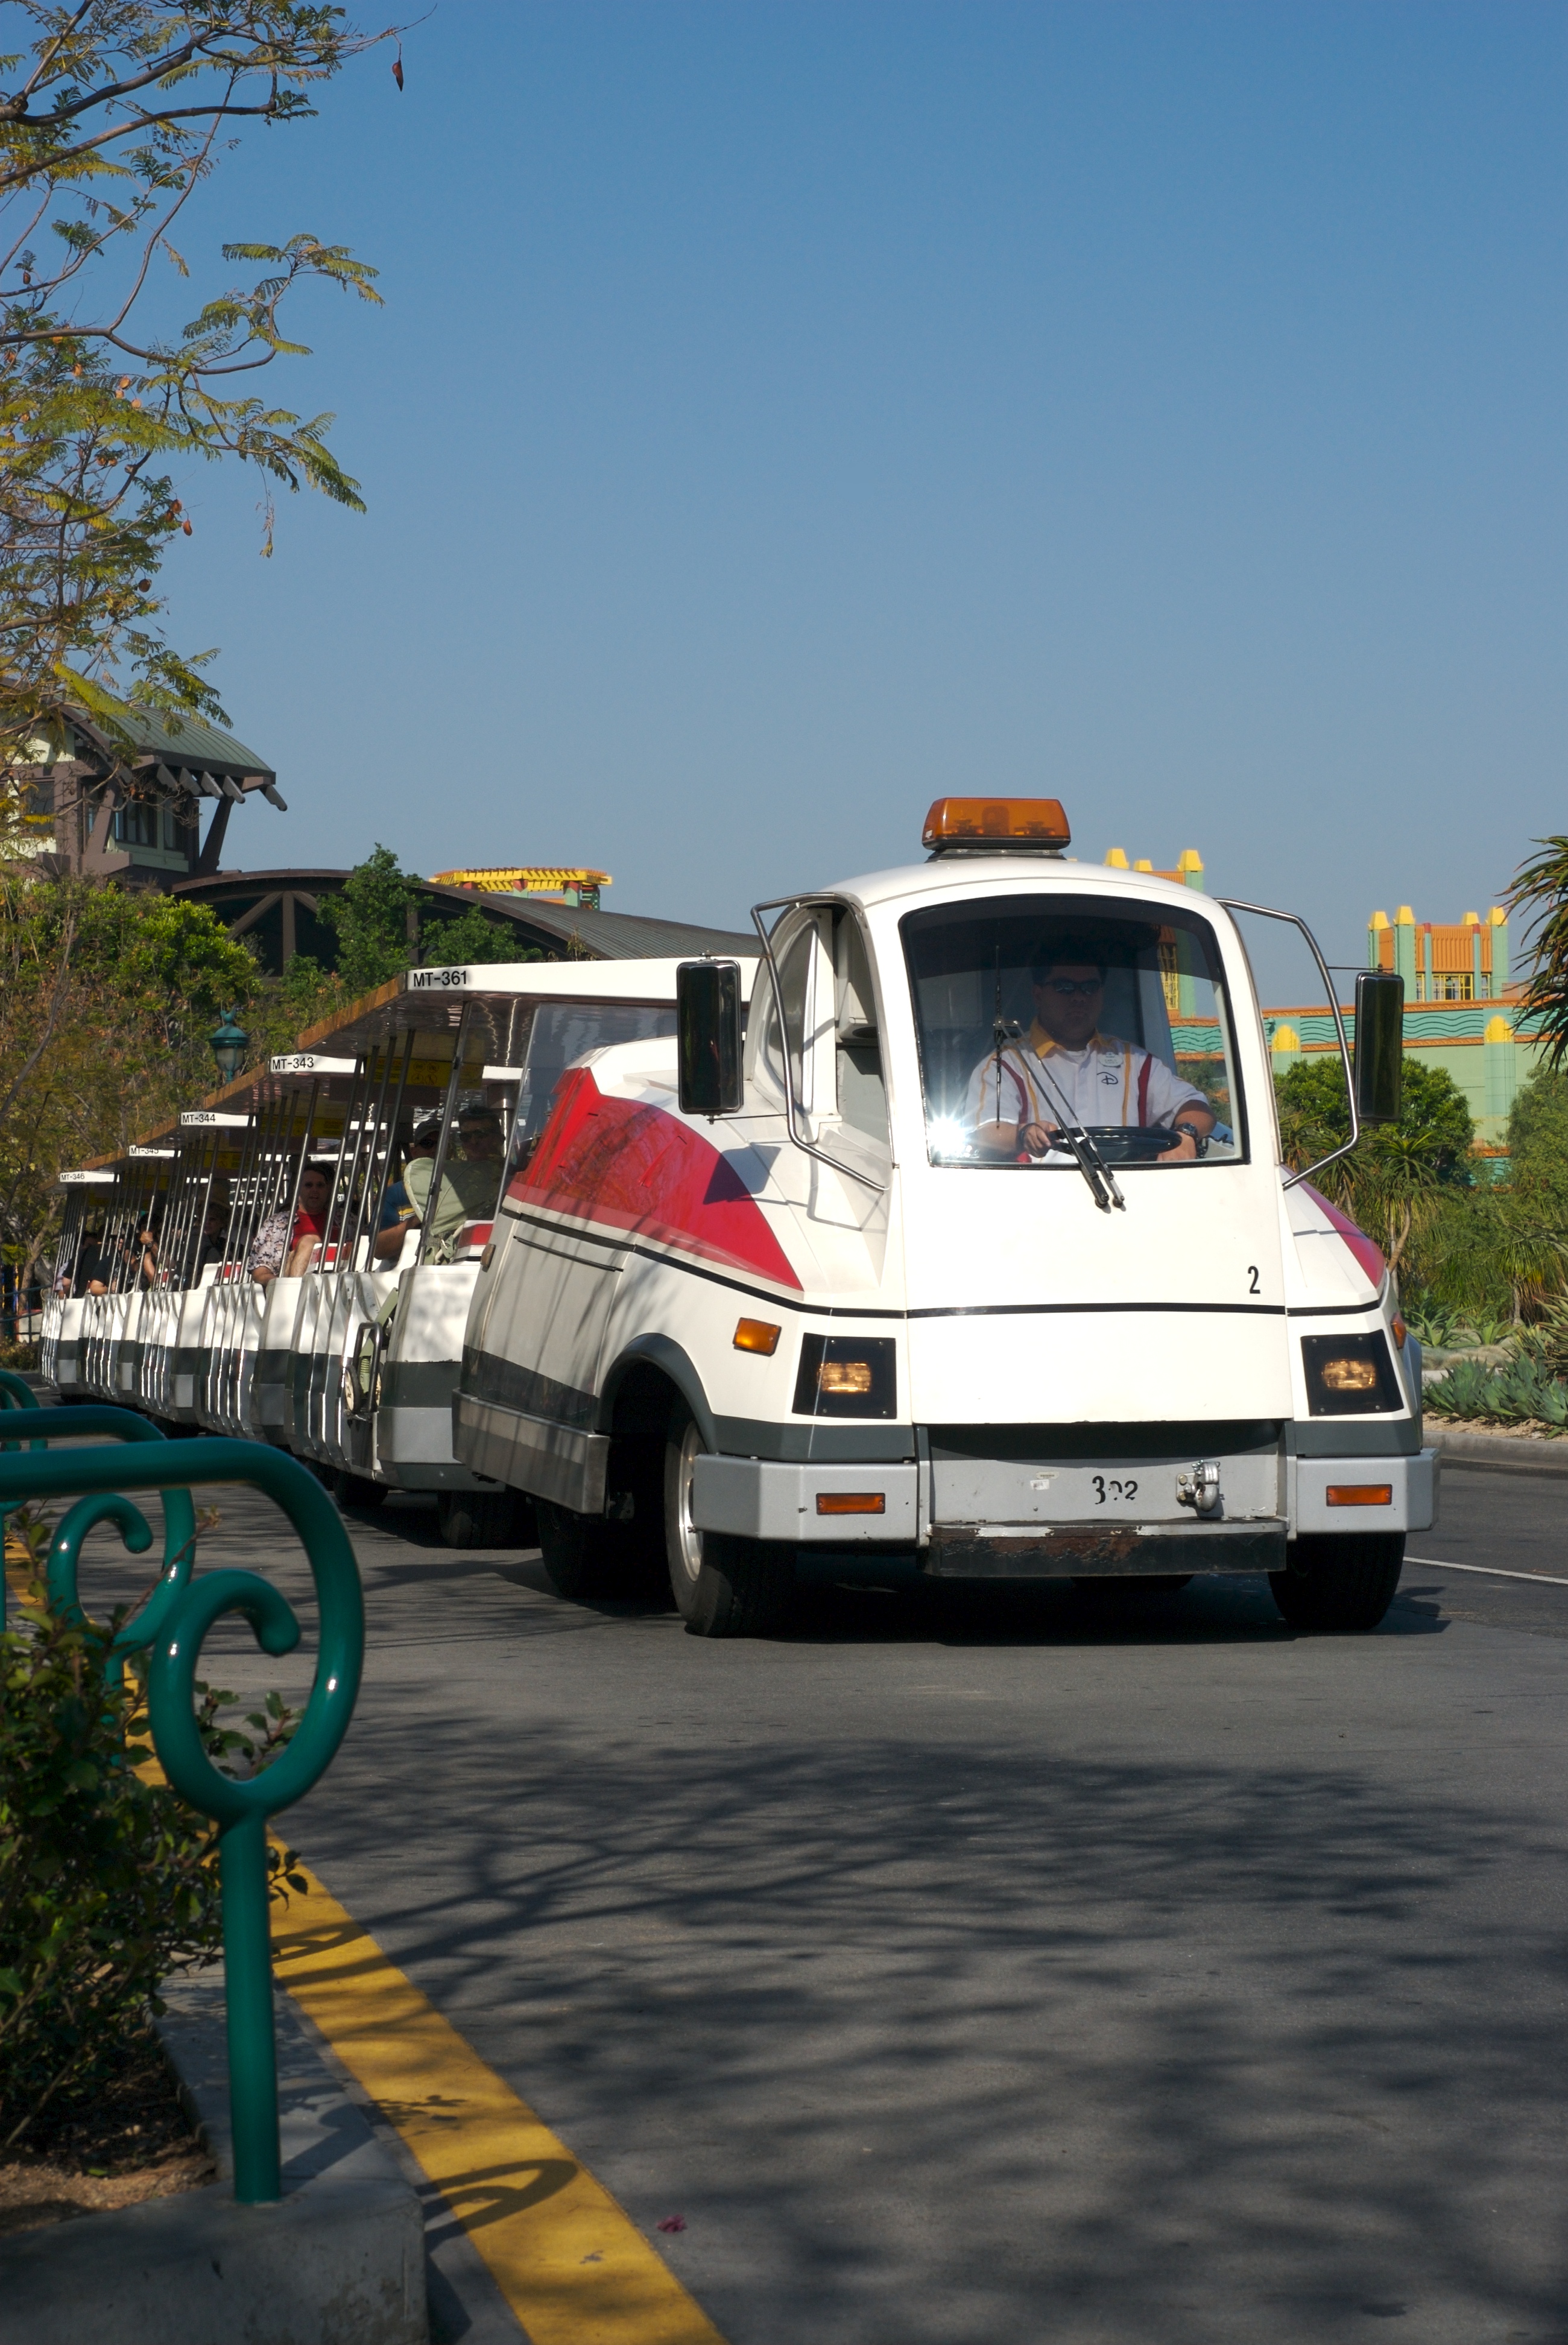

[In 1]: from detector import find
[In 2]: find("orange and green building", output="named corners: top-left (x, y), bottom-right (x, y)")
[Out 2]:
top-left (1105, 847), bottom-right (1547, 1165)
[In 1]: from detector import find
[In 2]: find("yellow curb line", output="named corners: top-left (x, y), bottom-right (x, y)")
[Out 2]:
top-left (272, 1859), bottom-right (727, 2345)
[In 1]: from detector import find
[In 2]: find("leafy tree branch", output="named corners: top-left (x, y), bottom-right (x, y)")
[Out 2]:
top-left (0, 2), bottom-right (396, 765)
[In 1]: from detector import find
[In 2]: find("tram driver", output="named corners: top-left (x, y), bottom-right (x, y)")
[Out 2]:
top-left (968, 934), bottom-right (1215, 1163)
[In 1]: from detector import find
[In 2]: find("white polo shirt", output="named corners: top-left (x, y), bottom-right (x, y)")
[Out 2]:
top-left (964, 1024), bottom-right (1207, 1141)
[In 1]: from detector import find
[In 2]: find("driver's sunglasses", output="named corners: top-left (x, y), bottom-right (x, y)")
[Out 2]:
top-left (1040, 976), bottom-right (1104, 1000)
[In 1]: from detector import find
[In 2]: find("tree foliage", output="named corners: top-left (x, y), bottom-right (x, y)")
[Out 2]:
top-left (315, 838), bottom-right (411, 993)
top-left (1274, 1055), bottom-right (1476, 1282)
top-left (0, 2), bottom-right (391, 769)
top-left (1508, 1065), bottom-right (1568, 1206)
top-left (422, 898), bottom-right (542, 972)
top-left (1510, 837), bottom-right (1568, 1071)
top-left (0, 867), bottom-right (259, 1286)
top-left (1274, 1051), bottom-right (1567, 1317)
top-left (1276, 1054), bottom-right (1476, 1185)
top-left (314, 843), bottom-right (543, 998)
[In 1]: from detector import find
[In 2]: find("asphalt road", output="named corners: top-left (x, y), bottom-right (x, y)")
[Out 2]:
top-left (63, 1452), bottom-right (1568, 2345)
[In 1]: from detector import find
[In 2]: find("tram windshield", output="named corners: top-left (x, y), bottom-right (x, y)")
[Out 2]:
top-left (505, 1002), bottom-right (678, 1180)
top-left (900, 894), bottom-right (1245, 1169)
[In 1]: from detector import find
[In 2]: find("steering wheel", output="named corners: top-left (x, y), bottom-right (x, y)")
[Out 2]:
top-left (1048, 1125), bottom-right (1184, 1165)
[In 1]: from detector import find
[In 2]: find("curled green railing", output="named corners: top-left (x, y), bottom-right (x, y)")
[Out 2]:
top-left (0, 1428), bottom-right (364, 2204)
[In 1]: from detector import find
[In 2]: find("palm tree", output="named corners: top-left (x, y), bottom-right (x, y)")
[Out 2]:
top-left (1511, 837), bottom-right (1568, 1068)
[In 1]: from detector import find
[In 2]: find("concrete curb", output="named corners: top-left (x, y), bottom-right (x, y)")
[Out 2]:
top-left (1429, 1425), bottom-right (1568, 1476)
top-left (0, 1975), bottom-right (428, 2345)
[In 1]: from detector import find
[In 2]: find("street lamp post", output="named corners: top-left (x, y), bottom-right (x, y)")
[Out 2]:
top-left (208, 1010), bottom-right (250, 1084)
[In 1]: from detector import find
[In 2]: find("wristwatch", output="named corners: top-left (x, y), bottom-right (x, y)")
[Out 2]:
top-left (1174, 1119), bottom-right (1207, 1156)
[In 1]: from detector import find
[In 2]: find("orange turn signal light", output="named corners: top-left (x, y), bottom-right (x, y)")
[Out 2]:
top-left (1326, 1484), bottom-right (1393, 1507)
top-left (733, 1318), bottom-right (781, 1355)
top-left (923, 796), bottom-right (1071, 851)
top-left (816, 1492), bottom-right (887, 1516)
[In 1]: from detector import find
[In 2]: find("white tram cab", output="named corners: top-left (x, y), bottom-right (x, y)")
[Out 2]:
top-left (455, 797), bottom-right (1436, 1635)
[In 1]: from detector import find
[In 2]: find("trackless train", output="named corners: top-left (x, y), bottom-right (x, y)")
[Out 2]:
top-left (41, 798), bottom-right (1435, 1630)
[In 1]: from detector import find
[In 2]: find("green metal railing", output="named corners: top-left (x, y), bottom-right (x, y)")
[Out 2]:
top-left (0, 1424), bottom-right (364, 2204)
top-left (0, 1367), bottom-right (42, 1631)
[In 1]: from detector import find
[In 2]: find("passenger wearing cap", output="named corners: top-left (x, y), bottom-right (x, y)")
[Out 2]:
top-left (372, 1117), bottom-right (462, 1262)
top-left (448, 1103), bottom-right (505, 1217)
top-left (967, 938), bottom-right (1215, 1162)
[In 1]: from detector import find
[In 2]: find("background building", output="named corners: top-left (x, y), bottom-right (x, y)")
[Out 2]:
top-left (1103, 847), bottom-right (1543, 1162)
top-left (21, 707), bottom-right (282, 884)
top-left (18, 704), bottom-right (753, 962)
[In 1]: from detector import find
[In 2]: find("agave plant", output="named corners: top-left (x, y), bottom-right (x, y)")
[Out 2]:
top-left (1425, 1354), bottom-right (1568, 1430)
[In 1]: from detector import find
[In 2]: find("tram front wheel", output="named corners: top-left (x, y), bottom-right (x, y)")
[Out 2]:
top-left (1269, 1534), bottom-right (1404, 1632)
top-left (663, 1407), bottom-right (794, 1638)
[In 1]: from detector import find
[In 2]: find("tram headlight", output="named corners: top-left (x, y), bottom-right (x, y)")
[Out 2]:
top-left (1300, 1332), bottom-right (1402, 1416)
top-left (792, 1334), bottom-right (898, 1419)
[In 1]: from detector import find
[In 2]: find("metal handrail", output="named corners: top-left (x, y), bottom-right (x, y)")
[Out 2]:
top-left (1218, 897), bottom-right (1361, 1192)
top-left (749, 894), bottom-right (887, 1193)
top-left (3, 1407), bottom-right (195, 1652)
top-left (0, 1432), bottom-right (364, 2205)
top-left (0, 1369), bottom-right (40, 1631)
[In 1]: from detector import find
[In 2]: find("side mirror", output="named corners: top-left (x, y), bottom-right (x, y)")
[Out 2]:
top-left (677, 960), bottom-right (744, 1118)
top-left (1353, 970), bottom-right (1403, 1126)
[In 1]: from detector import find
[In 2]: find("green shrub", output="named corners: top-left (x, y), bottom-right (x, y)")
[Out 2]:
top-left (0, 1574), bottom-right (302, 2152)
top-left (1424, 1353), bottom-right (1568, 1433)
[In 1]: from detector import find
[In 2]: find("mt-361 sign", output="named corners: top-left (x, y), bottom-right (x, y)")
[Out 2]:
top-left (269, 1054), bottom-right (359, 1077)
top-left (406, 966), bottom-right (472, 991)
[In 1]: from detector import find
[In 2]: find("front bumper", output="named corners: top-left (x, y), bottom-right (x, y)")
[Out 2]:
top-left (688, 1443), bottom-right (1439, 1566)
top-left (925, 1520), bottom-right (1286, 1576)
top-left (1291, 1448), bottom-right (1437, 1534)
top-left (692, 1456), bottom-right (920, 1542)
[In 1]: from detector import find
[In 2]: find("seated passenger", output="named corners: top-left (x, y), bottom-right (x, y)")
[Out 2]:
top-left (967, 941), bottom-right (1215, 1162)
top-left (371, 1118), bottom-right (438, 1263)
top-left (250, 1163), bottom-right (331, 1285)
top-left (195, 1198), bottom-right (229, 1270)
top-left (381, 1118), bottom-right (468, 1264)
top-left (449, 1104), bottom-right (505, 1217)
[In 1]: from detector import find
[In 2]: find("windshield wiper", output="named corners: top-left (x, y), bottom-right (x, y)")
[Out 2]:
top-left (987, 950), bottom-right (1125, 1213)
top-left (1029, 1052), bottom-right (1127, 1215)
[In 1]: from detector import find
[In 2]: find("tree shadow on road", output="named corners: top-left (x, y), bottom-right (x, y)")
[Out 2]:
top-left (305, 1700), bottom-right (1568, 2345)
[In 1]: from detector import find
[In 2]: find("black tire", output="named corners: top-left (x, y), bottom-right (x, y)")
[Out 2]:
top-left (335, 1470), bottom-right (387, 1511)
top-left (535, 1496), bottom-right (646, 1595)
top-left (663, 1406), bottom-right (793, 1637)
top-left (1269, 1533), bottom-right (1404, 1632)
top-left (437, 1488), bottom-right (525, 1548)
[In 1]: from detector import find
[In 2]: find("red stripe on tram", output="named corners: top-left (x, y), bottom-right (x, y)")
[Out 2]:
top-left (506, 1069), bottom-right (803, 1291)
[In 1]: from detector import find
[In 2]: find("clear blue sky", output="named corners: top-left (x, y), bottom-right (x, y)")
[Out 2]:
top-left (157, 1), bottom-right (1564, 977)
